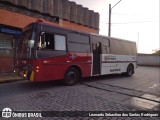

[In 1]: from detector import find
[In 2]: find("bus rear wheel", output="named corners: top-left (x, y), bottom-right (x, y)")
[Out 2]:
top-left (64, 67), bottom-right (79, 86)
top-left (126, 64), bottom-right (134, 76)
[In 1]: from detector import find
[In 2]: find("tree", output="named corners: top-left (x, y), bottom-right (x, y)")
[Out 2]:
top-left (152, 49), bottom-right (160, 55)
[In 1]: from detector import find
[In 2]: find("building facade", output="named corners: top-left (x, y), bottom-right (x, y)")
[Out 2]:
top-left (0, 0), bottom-right (100, 73)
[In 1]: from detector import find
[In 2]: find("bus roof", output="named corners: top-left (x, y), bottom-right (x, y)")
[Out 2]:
top-left (26, 21), bottom-right (136, 44)
top-left (90, 32), bottom-right (136, 44)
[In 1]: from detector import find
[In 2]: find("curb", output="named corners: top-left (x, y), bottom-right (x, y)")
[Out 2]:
top-left (0, 78), bottom-right (23, 84)
top-left (0, 72), bottom-right (23, 84)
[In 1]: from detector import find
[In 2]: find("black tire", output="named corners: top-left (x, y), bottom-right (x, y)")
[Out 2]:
top-left (64, 67), bottom-right (79, 86)
top-left (126, 64), bottom-right (134, 76)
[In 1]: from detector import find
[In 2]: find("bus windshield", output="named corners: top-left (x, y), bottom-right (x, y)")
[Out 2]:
top-left (18, 31), bottom-right (35, 59)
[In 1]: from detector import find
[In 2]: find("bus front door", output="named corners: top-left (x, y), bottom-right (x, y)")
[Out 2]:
top-left (92, 42), bottom-right (101, 75)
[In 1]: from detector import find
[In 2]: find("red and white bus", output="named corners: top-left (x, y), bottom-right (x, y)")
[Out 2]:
top-left (15, 21), bottom-right (137, 85)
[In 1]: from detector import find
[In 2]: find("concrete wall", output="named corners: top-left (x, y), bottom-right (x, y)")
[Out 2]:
top-left (0, 8), bottom-right (58, 28)
top-left (1, 0), bottom-right (100, 29)
top-left (137, 54), bottom-right (160, 66)
top-left (0, 8), bottom-right (98, 34)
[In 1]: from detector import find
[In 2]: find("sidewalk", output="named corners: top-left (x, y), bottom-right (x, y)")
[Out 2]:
top-left (0, 72), bottom-right (22, 83)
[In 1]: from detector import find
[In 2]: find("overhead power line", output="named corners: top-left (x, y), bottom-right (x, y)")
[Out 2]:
top-left (101, 20), bottom-right (158, 24)
top-left (112, 13), bottom-right (144, 16)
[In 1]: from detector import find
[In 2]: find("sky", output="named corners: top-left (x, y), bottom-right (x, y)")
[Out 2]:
top-left (69, 0), bottom-right (159, 54)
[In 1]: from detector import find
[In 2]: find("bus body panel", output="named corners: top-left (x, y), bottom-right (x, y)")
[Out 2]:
top-left (19, 52), bottom-right (92, 82)
top-left (101, 54), bottom-right (136, 75)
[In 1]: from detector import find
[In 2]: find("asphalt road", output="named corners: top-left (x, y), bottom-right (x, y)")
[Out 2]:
top-left (0, 66), bottom-right (159, 119)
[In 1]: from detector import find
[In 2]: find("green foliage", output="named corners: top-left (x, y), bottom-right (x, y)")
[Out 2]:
top-left (152, 49), bottom-right (160, 55)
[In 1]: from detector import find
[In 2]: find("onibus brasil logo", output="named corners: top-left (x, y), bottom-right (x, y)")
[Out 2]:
top-left (2, 108), bottom-right (42, 118)
top-left (2, 108), bottom-right (12, 118)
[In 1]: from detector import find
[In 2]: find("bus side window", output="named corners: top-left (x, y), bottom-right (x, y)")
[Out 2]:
top-left (38, 33), bottom-right (55, 50)
top-left (38, 33), bottom-right (66, 51)
top-left (54, 35), bottom-right (66, 51)
top-left (38, 32), bottom-right (45, 49)
top-left (102, 46), bottom-right (110, 54)
top-left (92, 43), bottom-right (96, 50)
top-left (45, 33), bottom-right (54, 50)
top-left (42, 33), bottom-right (46, 49)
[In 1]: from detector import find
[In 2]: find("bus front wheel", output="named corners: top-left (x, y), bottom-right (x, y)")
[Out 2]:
top-left (64, 67), bottom-right (79, 86)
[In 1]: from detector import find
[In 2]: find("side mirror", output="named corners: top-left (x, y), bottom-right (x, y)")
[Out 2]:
top-left (28, 40), bottom-right (34, 48)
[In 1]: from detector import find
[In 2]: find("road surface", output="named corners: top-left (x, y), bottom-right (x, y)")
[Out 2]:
top-left (0, 66), bottom-right (159, 119)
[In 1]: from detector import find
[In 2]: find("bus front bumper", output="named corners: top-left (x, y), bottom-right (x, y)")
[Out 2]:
top-left (14, 68), bottom-right (34, 82)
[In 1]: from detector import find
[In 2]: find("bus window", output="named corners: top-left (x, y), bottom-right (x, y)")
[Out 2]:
top-left (18, 31), bottom-right (35, 59)
top-left (38, 33), bottom-right (66, 51)
top-left (38, 32), bottom-right (45, 49)
top-left (102, 46), bottom-right (110, 54)
top-left (54, 35), bottom-right (66, 51)
top-left (38, 33), bottom-right (54, 50)
top-left (37, 32), bottom-right (67, 58)
top-left (68, 33), bottom-right (90, 53)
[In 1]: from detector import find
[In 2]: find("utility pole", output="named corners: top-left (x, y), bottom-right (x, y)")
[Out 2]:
top-left (137, 32), bottom-right (139, 52)
top-left (108, 0), bottom-right (122, 37)
top-left (108, 4), bottom-right (111, 37)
